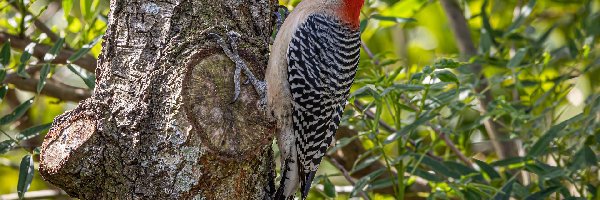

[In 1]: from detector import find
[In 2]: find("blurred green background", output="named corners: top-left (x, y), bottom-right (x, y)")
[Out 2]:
top-left (1, 0), bottom-right (599, 199)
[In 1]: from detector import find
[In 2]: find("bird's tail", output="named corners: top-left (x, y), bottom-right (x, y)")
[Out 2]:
top-left (300, 171), bottom-right (316, 200)
top-left (275, 151), bottom-right (300, 200)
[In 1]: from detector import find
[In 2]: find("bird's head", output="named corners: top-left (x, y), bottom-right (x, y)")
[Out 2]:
top-left (336, 0), bottom-right (364, 29)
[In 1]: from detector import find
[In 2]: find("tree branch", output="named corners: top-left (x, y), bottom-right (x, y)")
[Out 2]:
top-left (330, 126), bottom-right (431, 197)
top-left (327, 156), bottom-right (371, 200)
top-left (439, 0), bottom-right (519, 159)
top-left (3, 68), bottom-right (91, 102)
top-left (0, 32), bottom-right (96, 72)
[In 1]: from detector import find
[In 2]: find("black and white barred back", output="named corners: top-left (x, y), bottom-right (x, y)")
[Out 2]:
top-left (287, 13), bottom-right (361, 192)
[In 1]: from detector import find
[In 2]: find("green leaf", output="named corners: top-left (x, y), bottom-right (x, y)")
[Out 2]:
top-left (36, 64), bottom-right (51, 93)
top-left (0, 41), bottom-right (11, 67)
top-left (350, 85), bottom-right (380, 100)
top-left (17, 155), bottom-right (34, 200)
top-left (44, 38), bottom-right (65, 62)
top-left (68, 35), bottom-right (102, 62)
top-left (493, 179), bottom-right (515, 200)
top-left (0, 85), bottom-right (8, 100)
top-left (568, 146), bottom-right (598, 171)
top-left (507, 48), bottom-right (527, 68)
top-left (412, 153), bottom-right (461, 179)
top-left (67, 64), bottom-right (96, 89)
top-left (323, 177), bottom-right (336, 198)
top-left (435, 70), bottom-right (459, 83)
top-left (0, 69), bottom-right (6, 83)
top-left (16, 63), bottom-right (29, 79)
top-left (474, 159), bottom-right (501, 180)
top-left (505, 0), bottom-right (537, 35)
top-left (62, 0), bottom-right (73, 19)
top-left (16, 123), bottom-right (52, 141)
top-left (32, 147), bottom-right (41, 155)
top-left (528, 114), bottom-right (583, 157)
top-left (434, 59), bottom-right (461, 69)
top-left (385, 113), bottom-right (435, 144)
top-left (479, 0), bottom-right (497, 53)
top-left (370, 14), bottom-right (416, 24)
top-left (525, 186), bottom-right (561, 200)
top-left (351, 168), bottom-right (384, 197)
top-left (406, 166), bottom-right (443, 182)
top-left (351, 155), bottom-right (381, 174)
top-left (360, 18), bottom-right (368, 34)
top-left (491, 157), bottom-right (526, 167)
top-left (327, 136), bottom-right (357, 155)
top-left (391, 84), bottom-right (425, 92)
top-left (0, 140), bottom-right (16, 154)
top-left (0, 98), bottom-right (34, 126)
top-left (81, 0), bottom-right (92, 21)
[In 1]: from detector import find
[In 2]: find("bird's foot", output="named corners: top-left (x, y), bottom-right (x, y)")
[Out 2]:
top-left (210, 31), bottom-right (267, 106)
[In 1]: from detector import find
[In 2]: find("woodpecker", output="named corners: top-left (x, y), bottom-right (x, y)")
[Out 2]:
top-left (267, 0), bottom-right (364, 199)
top-left (211, 0), bottom-right (363, 199)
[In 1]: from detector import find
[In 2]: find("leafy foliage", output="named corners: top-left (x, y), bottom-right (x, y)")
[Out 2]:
top-left (0, 0), bottom-right (598, 199)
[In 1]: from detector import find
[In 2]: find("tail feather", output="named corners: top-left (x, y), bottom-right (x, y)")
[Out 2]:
top-left (300, 171), bottom-right (316, 200)
top-left (275, 153), bottom-right (300, 200)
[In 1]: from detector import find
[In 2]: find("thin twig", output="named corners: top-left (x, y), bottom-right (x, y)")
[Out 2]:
top-left (9, 1), bottom-right (61, 43)
top-left (3, 67), bottom-right (91, 102)
top-left (429, 124), bottom-right (473, 166)
top-left (0, 189), bottom-right (68, 200)
top-left (397, 94), bottom-right (473, 167)
top-left (328, 156), bottom-right (371, 200)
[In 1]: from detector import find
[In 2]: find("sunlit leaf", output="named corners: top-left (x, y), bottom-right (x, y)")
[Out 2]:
top-left (435, 70), bottom-right (459, 83)
top-left (44, 38), bottom-right (65, 62)
top-left (16, 123), bottom-right (52, 141)
top-left (385, 113), bottom-right (435, 144)
top-left (68, 35), bottom-right (102, 62)
top-left (67, 64), bottom-right (96, 89)
top-left (36, 63), bottom-right (51, 93)
top-left (491, 157), bottom-right (526, 167)
top-left (62, 0), bottom-right (73, 19)
top-left (0, 85), bottom-right (8, 100)
top-left (351, 155), bottom-right (381, 174)
top-left (506, 0), bottom-right (537, 35)
top-left (0, 140), bottom-right (16, 154)
top-left (350, 85), bottom-right (380, 100)
top-left (411, 153), bottom-right (461, 179)
top-left (474, 159), bottom-right (500, 180)
top-left (507, 48), bottom-right (527, 68)
top-left (17, 155), bottom-right (34, 200)
top-left (434, 59), bottom-right (461, 69)
top-left (0, 98), bottom-right (34, 126)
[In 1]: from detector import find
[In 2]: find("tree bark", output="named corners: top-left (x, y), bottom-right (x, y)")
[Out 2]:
top-left (39, 0), bottom-right (277, 199)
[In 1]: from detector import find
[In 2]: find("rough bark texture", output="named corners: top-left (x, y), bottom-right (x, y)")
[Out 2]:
top-left (39, 0), bottom-right (277, 199)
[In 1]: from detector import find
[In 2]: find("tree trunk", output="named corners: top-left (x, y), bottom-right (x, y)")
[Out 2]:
top-left (39, 0), bottom-right (277, 199)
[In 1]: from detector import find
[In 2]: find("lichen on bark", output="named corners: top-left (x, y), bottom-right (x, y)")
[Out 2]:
top-left (39, 0), bottom-right (278, 199)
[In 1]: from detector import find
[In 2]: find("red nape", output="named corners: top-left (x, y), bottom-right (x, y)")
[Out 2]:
top-left (340, 0), bottom-right (365, 29)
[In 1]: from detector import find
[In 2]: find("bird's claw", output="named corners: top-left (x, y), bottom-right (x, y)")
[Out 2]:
top-left (211, 30), bottom-right (267, 107)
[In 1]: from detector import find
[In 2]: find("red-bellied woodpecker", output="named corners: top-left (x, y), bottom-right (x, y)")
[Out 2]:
top-left (267, 0), bottom-right (364, 199)
top-left (211, 0), bottom-right (363, 199)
